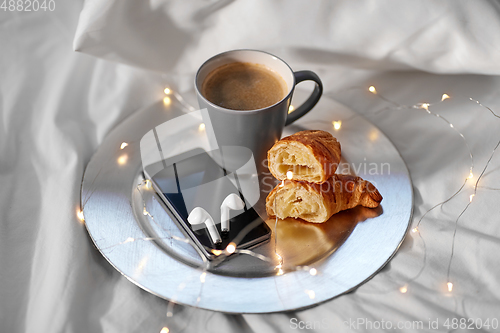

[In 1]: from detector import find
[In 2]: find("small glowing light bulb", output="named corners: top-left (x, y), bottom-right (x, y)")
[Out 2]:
top-left (333, 120), bottom-right (342, 130)
top-left (441, 94), bottom-right (450, 101)
top-left (199, 272), bottom-right (206, 283)
top-left (449, 123), bottom-right (454, 128)
top-left (164, 87), bottom-right (172, 95)
top-left (368, 86), bottom-right (377, 94)
top-left (412, 227), bottom-right (418, 233)
top-left (226, 242), bottom-right (236, 254)
top-left (468, 171), bottom-right (474, 179)
top-left (198, 123), bottom-right (205, 131)
top-left (309, 268), bottom-right (317, 276)
top-left (286, 171), bottom-right (293, 180)
top-left (143, 207), bottom-right (148, 216)
top-left (211, 249), bottom-right (222, 256)
top-left (125, 237), bottom-right (135, 243)
top-left (399, 285), bottom-right (408, 293)
top-left (305, 290), bottom-right (316, 299)
top-left (163, 96), bottom-right (171, 106)
top-left (420, 103), bottom-right (430, 111)
top-left (160, 327), bottom-right (170, 333)
top-left (288, 105), bottom-right (294, 113)
top-left (120, 142), bottom-right (128, 149)
top-left (275, 253), bottom-right (284, 275)
top-left (117, 154), bottom-right (128, 165)
top-left (470, 194), bottom-right (475, 202)
top-left (145, 179), bottom-right (152, 189)
top-left (447, 282), bottom-right (453, 292)
top-left (77, 210), bottom-right (85, 222)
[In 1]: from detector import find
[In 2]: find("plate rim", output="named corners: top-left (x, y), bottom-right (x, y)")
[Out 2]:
top-left (81, 94), bottom-right (413, 313)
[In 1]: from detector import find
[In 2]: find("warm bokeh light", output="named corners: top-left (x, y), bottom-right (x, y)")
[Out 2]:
top-left (160, 327), bottom-right (170, 333)
top-left (77, 210), bottom-right (85, 222)
top-left (117, 154), bottom-right (128, 165)
top-left (309, 268), bottom-right (317, 276)
top-left (333, 121), bottom-right (342, 130)
top-left (368, 86), bottom-right (377, 94)
top-left (447, 282), bottom-right (453, 292)
top-left (399, 285), bottom-right (408, 293)
top-left (420, 103), bottom-right (430, 111)
top-left (412, 227), bottom-right (419, 233)
top-left (163, 96), bottom-right (171, 106)
top-left (441, 94), bottom-right (450, 101)
top-left (275, 253), bottom-right (284, 275)
top-left (164, 88), bottom-right (172, 95)
top-left (469, 171), bottom-right (474, 179)
top-left (211, 249), bottom-right (222, 256)
top-left (198, 123), bottom-right (205, 132)
top-left (306, 290), bottom-right (316, 299)
top-left (470, 194), bottom-right (475, 202)
top-left (226, 242), bottom-right (236, 254)
top-left (120, 142), bottom-right (128, 149)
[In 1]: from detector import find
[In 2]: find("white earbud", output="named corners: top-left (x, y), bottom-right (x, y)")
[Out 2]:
top-left (187, 207), bottom-right (221, 245)
top-left (220, 193), bottom-right (245, 233)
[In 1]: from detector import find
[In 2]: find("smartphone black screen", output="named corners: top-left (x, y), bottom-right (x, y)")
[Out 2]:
top-left (145, 148), bottom-right (270, 259)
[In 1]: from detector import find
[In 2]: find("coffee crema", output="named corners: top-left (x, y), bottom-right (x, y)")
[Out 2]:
top-left (201, 62), bottom-right (287, 111)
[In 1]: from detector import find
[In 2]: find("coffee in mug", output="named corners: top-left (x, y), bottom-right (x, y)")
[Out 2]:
top-left (201, 62), bottom-right (287, 111)
top-left (195, 49), bottom-right (323, 176)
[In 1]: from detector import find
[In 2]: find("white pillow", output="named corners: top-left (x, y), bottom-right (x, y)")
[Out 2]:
top-left (74, 0), bottom-right (500, 75)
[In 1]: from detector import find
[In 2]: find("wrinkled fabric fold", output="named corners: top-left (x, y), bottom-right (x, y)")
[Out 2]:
top-left (74, 0), bottom-right (500, 75)
top-left (2, 1), bottom-right (500, 332)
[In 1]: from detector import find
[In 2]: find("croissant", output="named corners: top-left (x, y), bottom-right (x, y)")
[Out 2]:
top-left (266, 174), bottom-right (382, 223)
top-left (267, 130), bottom-right (341, 183)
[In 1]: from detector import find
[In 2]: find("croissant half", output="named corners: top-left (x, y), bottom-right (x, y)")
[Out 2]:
top-left (267, 130), bottom-right (341, 183)
top-left (266, 175), bottom-right (383, 223)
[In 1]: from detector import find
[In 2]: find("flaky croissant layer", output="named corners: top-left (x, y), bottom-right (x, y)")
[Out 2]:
top-left (267, 130), bottom-right (341, 183)
top-left (266, 175), bottom-right (383, 223)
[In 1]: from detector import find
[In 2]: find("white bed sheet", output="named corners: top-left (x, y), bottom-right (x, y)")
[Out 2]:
top-left (2, 1), bottom-right (500, 332)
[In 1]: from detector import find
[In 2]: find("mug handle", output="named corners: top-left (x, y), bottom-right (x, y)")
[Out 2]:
top-left (285, 70), bottom-right (323, 126)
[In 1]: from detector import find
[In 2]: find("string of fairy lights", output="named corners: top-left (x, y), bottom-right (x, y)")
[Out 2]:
top-left (366, 86), bottom-right (500, 294)
top-left (77, 84), bottom-right (500, 332)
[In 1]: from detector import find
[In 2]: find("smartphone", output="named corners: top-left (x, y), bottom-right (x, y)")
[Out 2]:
top-left (143, 148), bottom-right (271, 260)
